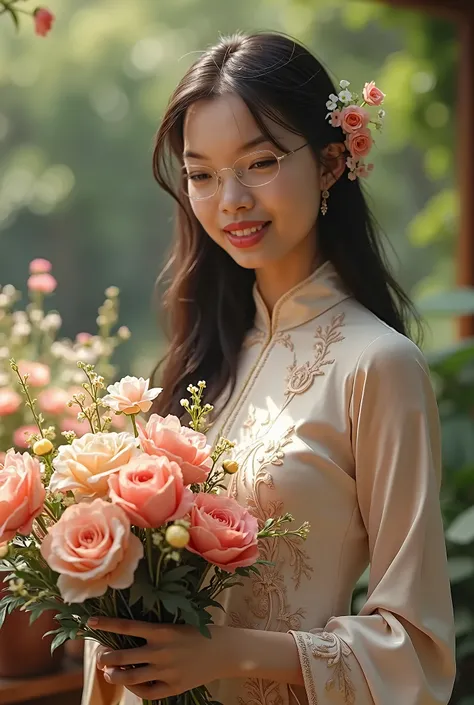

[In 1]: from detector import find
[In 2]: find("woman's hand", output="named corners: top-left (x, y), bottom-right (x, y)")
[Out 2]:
top-left (90, 617), bottom-right (234, 700)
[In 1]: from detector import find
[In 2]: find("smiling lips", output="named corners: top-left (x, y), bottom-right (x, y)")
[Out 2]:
top-left (223, 220), bottom-right (270, 249)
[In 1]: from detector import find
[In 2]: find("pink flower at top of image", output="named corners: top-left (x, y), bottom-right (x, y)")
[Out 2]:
top-left (29, 258), bottom-right (52, 274)
top-left (27, 273), bottom-right (57, 294)
top-left (186, 493), bottom-right (260, 572)
top-left (345, 128), bottom-right (373, 159)
top-left (340, 105), bottom-right (370, 134)
top-left (102, 376), bottom-right (162, 416)
top-left (0, 450), bottom-right (46, 543)
top-left (108, 454), bottom-right (194, 529)
top-left (38, 387), bottom-right (71, 416)
top-left (0, 388), bottom-right (22, 417)
top-left (33, 8), bottom-right (55, 37)
top-left (76, 332), bottom-right (92, 345)
top-left (363, 81), bottom-right (385, 106)
top-left (18, 361), bottom-right (51, 387)
top-left (40, 499), bottom-right (143, 603)
top-left (139, 414), bottom-right (212, 485)
top-left (14, 425), bottom-right (38, 449)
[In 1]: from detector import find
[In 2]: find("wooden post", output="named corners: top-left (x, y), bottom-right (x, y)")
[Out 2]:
top-left (381, 0), bottom-right (474, 336)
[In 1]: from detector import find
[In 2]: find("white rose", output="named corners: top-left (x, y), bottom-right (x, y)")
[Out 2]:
top-left (49, 431), bottom-right (140, 500)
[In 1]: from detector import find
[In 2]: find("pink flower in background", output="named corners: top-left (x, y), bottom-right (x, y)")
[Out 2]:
top-left (102, 376), bottom-right (162, 416)
top-left (0, 388), bottom-right (22, 417)
top-left (76, 332), bottom-right (92, 345)
top-left (14, 425), bottom-right (38, 449)
top-left (33, 8), bottom-right (55, 37)
top-left (186, 493), bottom-right (260, 572)
top-left (27, 273), bottom-right (57, 294)
top-left (59, 417), bottom-right (88, 437)
top-left (340, 105), bottom-right (370, 134)
top-left (139, 414), bottom-right (212, 485)
top-left (363, 81), bottom-right (385, 106)
top-left (18, 361), bottom-right (51, 387)
top-left (38, 387), bottom-right (70, 416)
top-left (345, 128), bottom-right (373, 158)
top-left (40, 499), bottom-right (143, 603)
top-left (108, 454), bottom-right (194, 529)
top-left (110, 413), bottom-right (127, 431)
top-left (0, 450), bottom-right (46, 543)
top-left (29, 258), bottom-right (52, 274)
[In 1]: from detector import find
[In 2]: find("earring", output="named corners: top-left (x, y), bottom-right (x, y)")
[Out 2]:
top-left (320, 189), bottom-right (329, 216)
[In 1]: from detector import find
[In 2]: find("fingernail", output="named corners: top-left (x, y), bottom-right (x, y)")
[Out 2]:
top-left (88, 617), bottom-right (99, 626)
top-left (104, 672), bottom-right (111, 682)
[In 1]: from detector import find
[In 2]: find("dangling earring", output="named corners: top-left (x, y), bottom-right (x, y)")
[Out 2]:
top-left (320, 189), bottom-right (329, 216)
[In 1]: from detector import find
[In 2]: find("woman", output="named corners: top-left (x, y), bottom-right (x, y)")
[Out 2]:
top-left (82, 31), bottom-right (456, 705)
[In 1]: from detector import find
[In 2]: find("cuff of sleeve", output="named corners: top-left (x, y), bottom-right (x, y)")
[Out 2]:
top-left (289, 629), bottom-right (367, 705)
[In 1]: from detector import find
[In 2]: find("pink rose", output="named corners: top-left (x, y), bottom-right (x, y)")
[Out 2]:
top-left (139, 414), bottom-right (212, 485)
top-left (340, 105), bottom-right (370, 134)
top-left (14, 424), bottom-right (38, 449)
top-left (0, 388), bottom-right (22, 417)
top-left (29, 258), bottom-right (52, 274)
top-left (60, 417), bottom-right (88, 438)
top-left (27, 273), bottom-right (57, 294)
top-left (0, 450), bottom-right (46, 543)
top-left (346, 128), bottom-right (373, 158)
top-left (108, 454), bottom-right (193, 529)
top-left (363, 81), bottom-right (385, 106)
top-left (38, 387), bottom-right (70, 416)
top-left (18, 361), bottom-right (51, 387)
top-left (186, 493), bottom-right (259, 572)
top-left (103, 376), bottom-right (162, 416)
top-left (329, 110), bottom-right (342, 127)
top-left (40, 499), bottom-right (143, 603)
top-left (33, 8), bottom-right (55, 37)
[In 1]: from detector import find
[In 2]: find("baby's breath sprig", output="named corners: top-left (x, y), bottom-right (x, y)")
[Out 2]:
top-left (76, 362), bottom-right (107, 433)
top-left (9, 359), bottom-right (46, 439)
top-left (180, 380), bottom-right (213, 433)
top-left (257, 512), bottom-right (311, 541)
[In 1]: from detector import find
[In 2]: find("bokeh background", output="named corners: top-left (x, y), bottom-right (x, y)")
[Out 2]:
top-left (1, 1), bottom-right (473, 703)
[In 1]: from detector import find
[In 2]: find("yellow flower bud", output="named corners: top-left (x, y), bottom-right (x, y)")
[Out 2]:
top-left (33, 438), bottom-right (53, 456)
top-left (222, 459), bottom-right (239, 475)
top-left (165, 524), bottom-right (190, 549)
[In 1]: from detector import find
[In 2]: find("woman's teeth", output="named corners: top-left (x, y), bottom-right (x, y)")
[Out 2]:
top-left (231, 224), bottom-right (266, 237)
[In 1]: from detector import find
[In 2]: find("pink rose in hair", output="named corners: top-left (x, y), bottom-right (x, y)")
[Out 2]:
top-left (0, 450), bottom-right (46, 543)
top-left (108, 454), bottom-right (193, 529)
top-left (363, 81), bottom-right (385, 106)
top-left (340, 105), bottom-right (370, 134)
top-left (186, 493), bottom-right (260, 572)
top-left (345, 128), bottom-right (373, 158)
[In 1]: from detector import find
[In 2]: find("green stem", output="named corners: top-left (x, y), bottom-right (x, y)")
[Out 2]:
top-left (145, 529), bottom-right (154, 581)
top-left (131, 414), bottom-right (139, 438)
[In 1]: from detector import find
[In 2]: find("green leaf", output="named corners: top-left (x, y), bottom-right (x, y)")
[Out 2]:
top-left (446, 506), bottom-right (474, 545)
top-left (49, 630), bottom-right (70, 655)
top-left (447, 556), bottom-right (474, 583)
top-left (6, 7), bottom-right (20, 31)
top-left (161, 565), bottom-right (195, 584)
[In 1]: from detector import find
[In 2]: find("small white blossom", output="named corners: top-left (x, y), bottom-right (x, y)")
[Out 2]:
top-left (117, 326), bottom-right (131, 341)
top-left (326, 100), bottom-right (337, 111)
top-left (41, 312), bottom-right (62, 331)
top-left (339, 79), bottom-right (350, 89)
top-left (338, 89), bottom-right (353, 104)
top-left (12, 311), bottom-right (28, 324)
top-left (2, 285), bottom-right (16, 297)
top-left (0, 294), bottom-right (10, 307)
top-left (105, 286), bottom-right (120, 298)
top-left (378, 109), bottom-right (386, 118)
top-left (12, 322), bottom-right (31, 338)
top-left (29, 309), bottom-right (44, 324)
top-left (0, 346), bottom-right (9, 359)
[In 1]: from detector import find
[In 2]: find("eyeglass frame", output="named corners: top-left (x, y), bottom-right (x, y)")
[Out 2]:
top-left (181, 142), bottom-right (309, 201)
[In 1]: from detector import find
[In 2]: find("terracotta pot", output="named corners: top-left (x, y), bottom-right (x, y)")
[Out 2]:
top-left (0, 579), bottom-right (64, 678)
top-left (65, 636), bottom-right (85, 662)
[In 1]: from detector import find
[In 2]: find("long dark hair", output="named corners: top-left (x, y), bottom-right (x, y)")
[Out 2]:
top-left (150, 30), bottom-right (422, 417)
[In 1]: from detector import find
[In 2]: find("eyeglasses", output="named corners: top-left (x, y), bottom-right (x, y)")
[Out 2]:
top-left (182, 143), bottom-right (308, 201)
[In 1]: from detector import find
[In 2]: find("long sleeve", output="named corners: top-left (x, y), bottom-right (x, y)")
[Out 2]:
top-left (289, 332), bottom-right (456, 705)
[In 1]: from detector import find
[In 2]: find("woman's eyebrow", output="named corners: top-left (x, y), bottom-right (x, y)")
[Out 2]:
top-left (183, 134), bottom-right (271, 160)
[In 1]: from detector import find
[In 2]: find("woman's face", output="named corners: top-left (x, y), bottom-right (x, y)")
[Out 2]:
top-left (182, 93), bottom-right (322, 272)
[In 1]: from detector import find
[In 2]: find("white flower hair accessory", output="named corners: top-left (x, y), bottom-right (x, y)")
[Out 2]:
top-left (326, 79), bottom-right (386, 180)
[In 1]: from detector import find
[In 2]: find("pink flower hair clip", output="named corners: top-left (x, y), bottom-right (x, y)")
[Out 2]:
top-left (326, 79), bottom-right (386, 180)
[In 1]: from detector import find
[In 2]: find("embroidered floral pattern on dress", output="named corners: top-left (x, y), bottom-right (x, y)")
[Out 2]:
top-left (285, 313), bottom-right (345, 397)
top-left (238, 678), bottom-right (285, 705)
top-left (310, 631), bottom-right (356, 705)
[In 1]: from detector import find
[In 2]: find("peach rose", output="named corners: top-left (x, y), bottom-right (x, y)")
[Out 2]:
top-left (0, 388), bottom-right (22, 417)
top-left (108, 454), bottom-right (193, 529)
top-left (363, 81), bottom-right (385, 106)
top-left (18, 361), bottom-right (51, 387)
top-left (186, 493), bottom-right (259, 572)
top-left (40, 499), bottom-right (143, 603)
top-left (14, 424), bottom-right (38, 449)
top-left (38, 387), bottom-right (70, 416)
top-left (0, 450), bottom-right (46, 543)
top-left (340, 105), bottom-right (370, 134)
top-left (345, 128), bottom-right (373, 158)
top-left (29, 258), bottom-right (52, 274)
top-left (139, 414), bottom-right (212, 485)
top-left (102, 376), bottom-right (162, 416)
top-left (49, 431), bottom-right (140, 500)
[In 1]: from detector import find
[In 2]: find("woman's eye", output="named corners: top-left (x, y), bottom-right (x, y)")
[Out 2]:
top-left (188, 173), bottom-right (211, 182)
top-left (251, 159), bottom-right (277, 170)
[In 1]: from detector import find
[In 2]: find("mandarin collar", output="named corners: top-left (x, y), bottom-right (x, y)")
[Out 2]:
top-left (253, 260), bottom-right (351, 334)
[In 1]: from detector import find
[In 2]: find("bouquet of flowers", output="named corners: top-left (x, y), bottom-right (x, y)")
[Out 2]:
top-left (0, 258), bottom-right (130, 459)
top-left (0, 364), bottom-right (309, 705)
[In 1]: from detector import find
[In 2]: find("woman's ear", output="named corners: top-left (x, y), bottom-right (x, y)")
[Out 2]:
top-left (320, 142), bottom-right (346, 191)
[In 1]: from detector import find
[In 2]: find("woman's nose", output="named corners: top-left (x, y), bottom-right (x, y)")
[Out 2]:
top-left (218, 173), bottom-right (254, 213)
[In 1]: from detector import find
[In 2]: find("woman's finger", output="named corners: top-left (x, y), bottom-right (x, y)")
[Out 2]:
top-left (98, 646), bottom-right (153, 669)
top-left (104, 665), bottom-right (161, 687)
